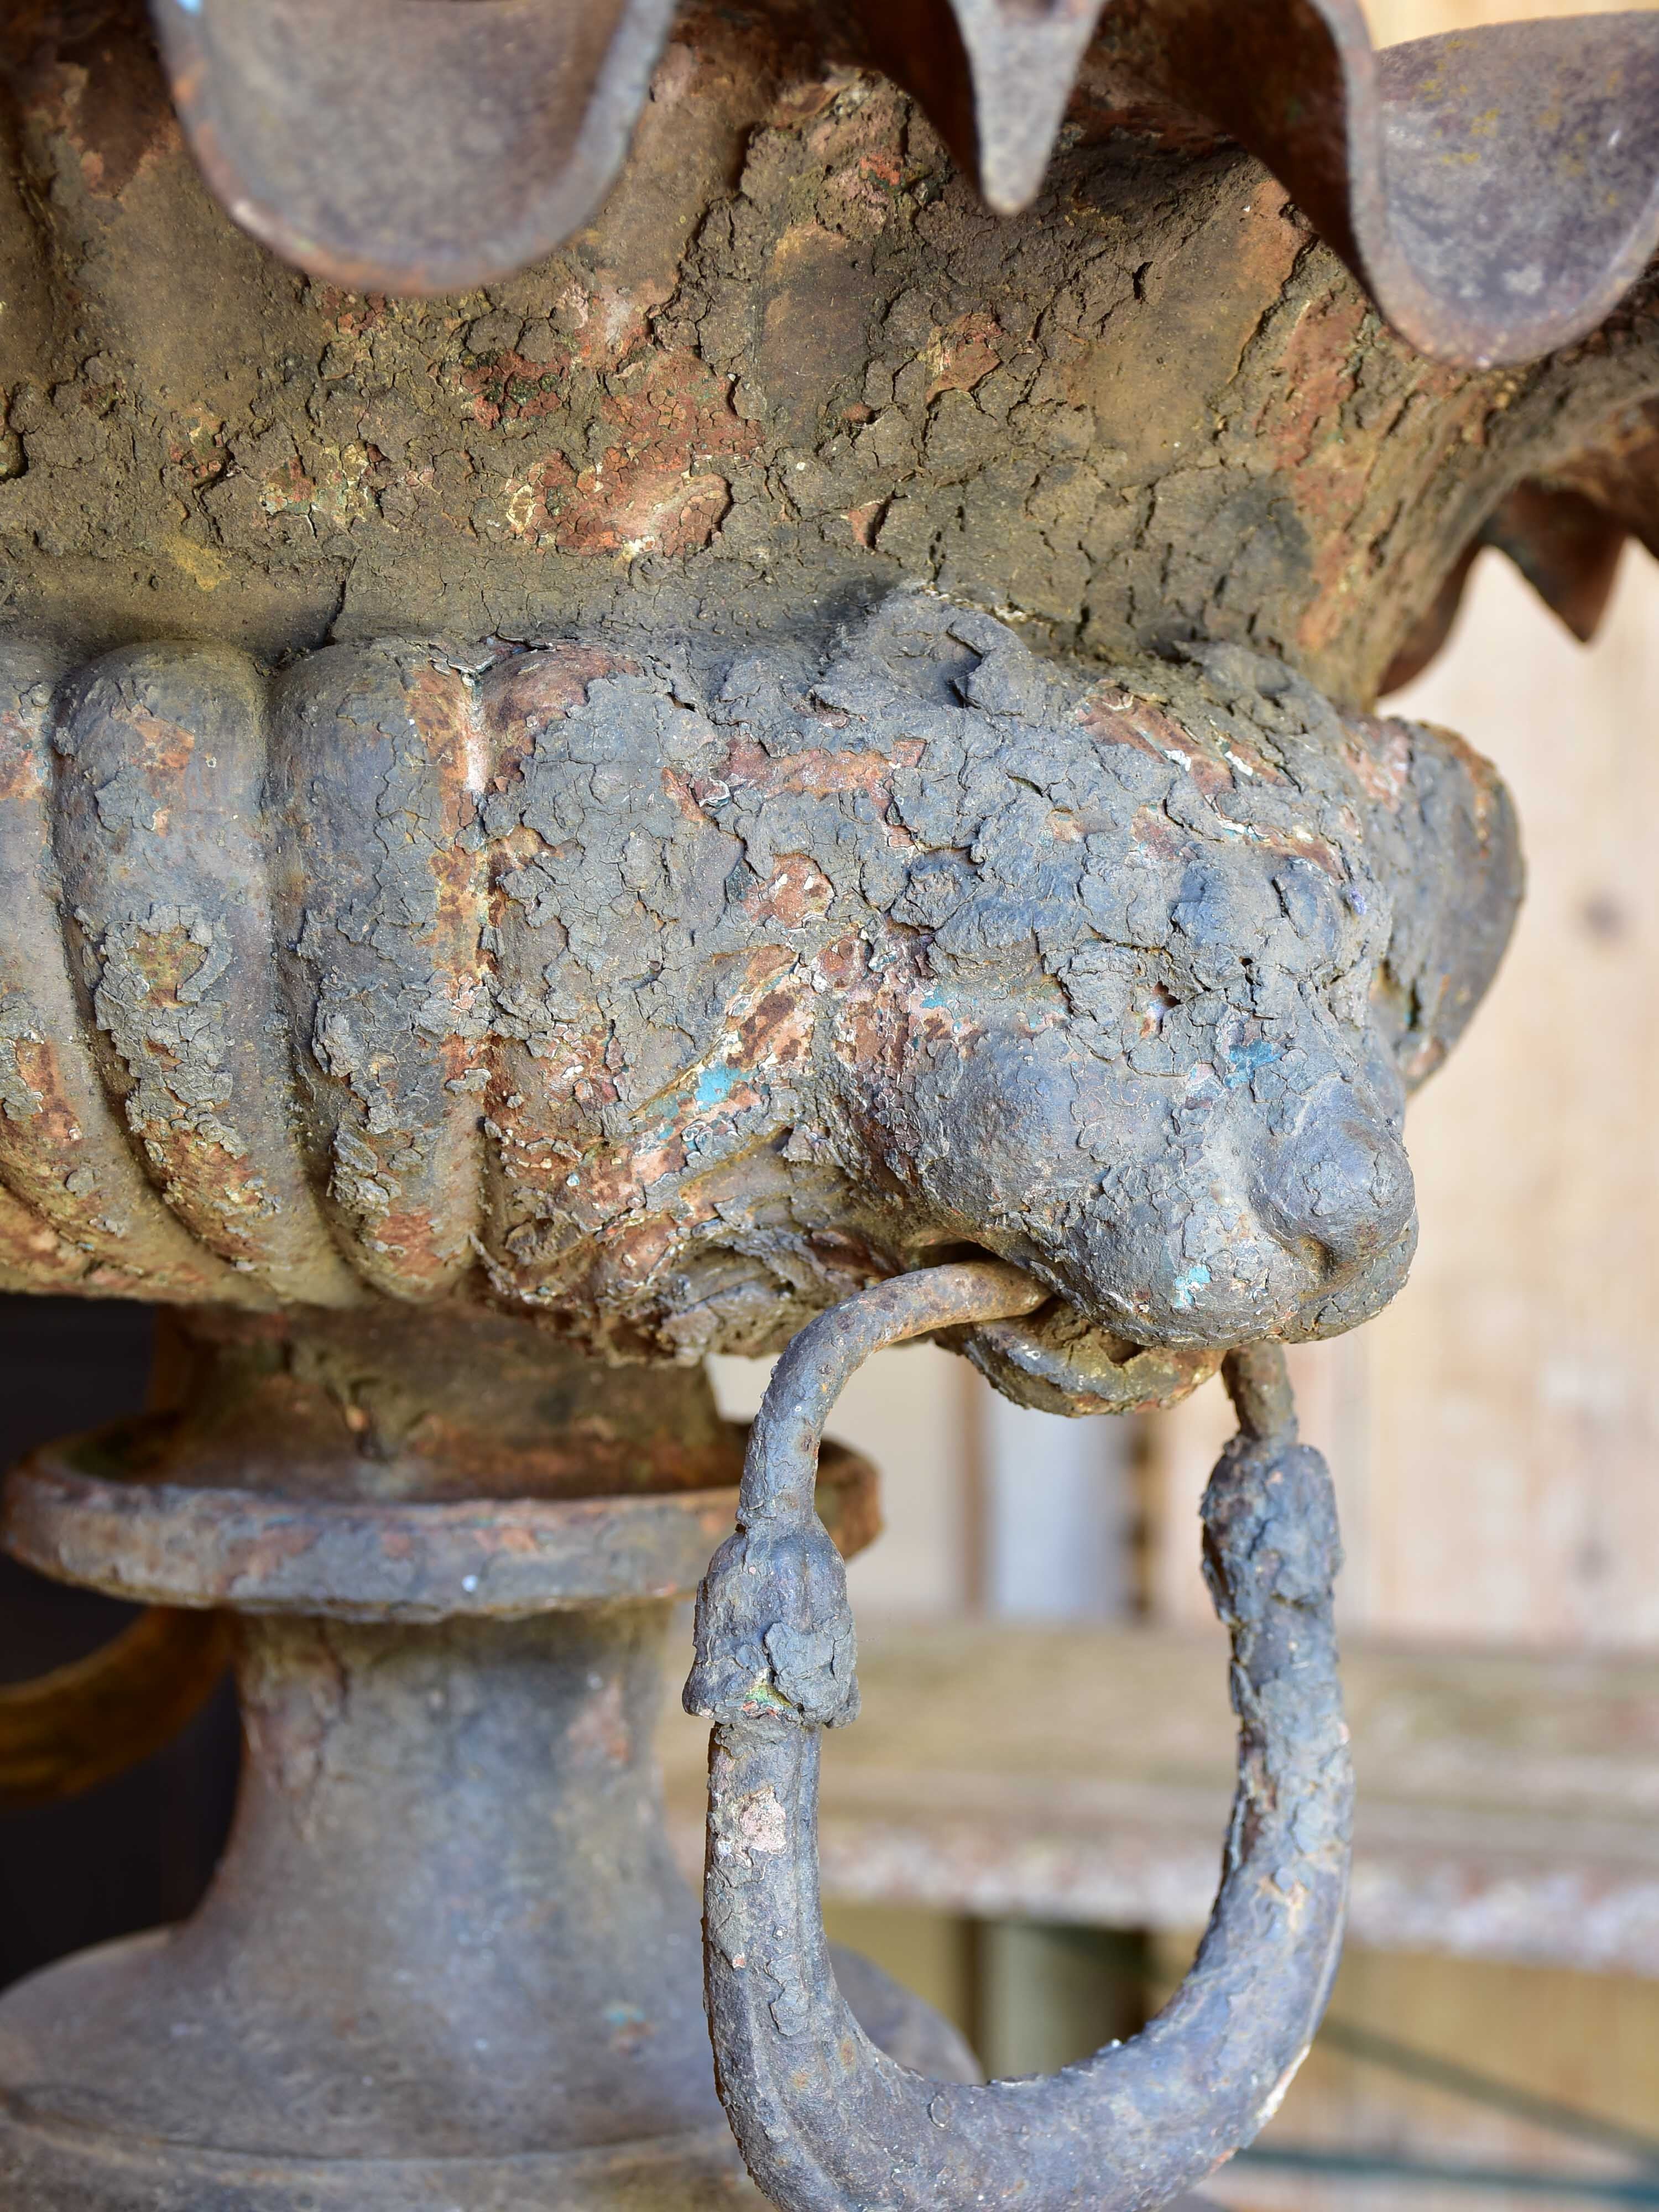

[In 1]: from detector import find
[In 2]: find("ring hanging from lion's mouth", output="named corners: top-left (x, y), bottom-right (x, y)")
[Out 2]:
top-left (685, 1261), bottom-right (1351, 2212)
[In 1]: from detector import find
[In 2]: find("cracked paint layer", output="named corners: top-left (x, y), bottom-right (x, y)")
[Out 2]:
top-left (0, 598), bottom-right (1518, 1399)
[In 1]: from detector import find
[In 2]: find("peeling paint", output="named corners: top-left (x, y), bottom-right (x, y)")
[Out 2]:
top-left (0, 605), bottom-right (1517, 1376)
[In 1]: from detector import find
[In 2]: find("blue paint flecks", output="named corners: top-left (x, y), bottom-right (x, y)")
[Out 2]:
top-left (695, 1063), bottom-right (739, 1110)
top-left (1171, 1262), bottom-right (1212, 1309)
top-left (1223, 1039), bottom-right (1280, 1089)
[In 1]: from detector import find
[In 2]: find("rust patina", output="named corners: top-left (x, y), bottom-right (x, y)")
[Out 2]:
top-left (0, 5), bottom-right (1651, 2209)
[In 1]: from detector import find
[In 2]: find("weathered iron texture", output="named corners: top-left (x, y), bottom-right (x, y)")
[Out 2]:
top-left (0, 605), bottom-right (1520, 1384)
top-left (0, 8), bottom-right (1645, 2208)
top-left (1385, 396), bottom-right (1659, 678)
top-left (0, 1615), bottom-right (975, 2209)
top-left (1107, 6), bottom-right (1659, 368)
top-left (150, 0), bottom-right (1659, 371)
top-left (6, 1440), bottom-right (875, 1620)
top-left (9, 10), bottom-right (1659, 716)
top-left (686, 1264), bottom-right (1348, 2210)
top-left (0, 1305), bottom-right (974, 2210)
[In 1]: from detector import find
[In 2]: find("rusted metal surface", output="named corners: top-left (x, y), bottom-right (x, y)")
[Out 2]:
top-left (0, 612), bottom-right (1521, 1385)
top-left (9, 12), bottom-right (1659, 715)
top-left (6, 1441), bottom-right (877, 1619)
top-left (1396, 396), bottom-right (1659, 675)
top-left (685, 1264), bottom-right (1350, 2211)
top-left (1114, 7), bottom-right (1659, 368)
top-left (268, 649), bottom-right (495, 1301)
top-left (1477, 481), bottom-right (1631, 646)
top-left (0, 1604), bottom-right (975, 2209)
top-left (0, 644), bottom-right (254, 1305)
top-left (2, 1302), bottom-right (881, 1620)
top-left (0, 1605), bottom-right (228, 1808)
top-left (148, 0), bottom-right (1659, 370)
top-left (146, 1302), bottom-right (749, 1500)
top-left (52, 647), bottom-right (364, 1306)
top-left (859, 2), bottom-right (1659, 366)
top-left (0, 9), bottom-right (1630, 2206)
top-left (0, 1300), bottom-right (962, 2210)
top-left (0, 1295), bottom-right (759, 1785)
top-left (1535, 395), bottom-right (1659, 571)
top-left (150, 0), bottom-right (682, 299)
top-left (0, 1288), bottom-right (748, 1787)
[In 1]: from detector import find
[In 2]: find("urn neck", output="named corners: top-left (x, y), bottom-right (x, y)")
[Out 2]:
top-left (152, 1602), bottom-right (721, 2157)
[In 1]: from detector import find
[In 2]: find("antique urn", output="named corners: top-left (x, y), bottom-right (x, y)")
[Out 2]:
top-left (0, 2), bottom-right (1655, 2206)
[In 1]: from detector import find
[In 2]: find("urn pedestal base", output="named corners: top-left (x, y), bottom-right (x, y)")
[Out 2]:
top-left (0, 1577), bottom-right (970, 2212)
top-left (0, 1314), bottom-right (969, 2211)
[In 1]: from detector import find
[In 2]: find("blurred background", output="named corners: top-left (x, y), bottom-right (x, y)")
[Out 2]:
top-left (3, 4), bottom-right (1658, 2208)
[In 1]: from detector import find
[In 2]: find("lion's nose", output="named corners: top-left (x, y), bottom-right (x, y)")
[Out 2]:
top-left (1251, 1093), bottom-right (1416, 1271)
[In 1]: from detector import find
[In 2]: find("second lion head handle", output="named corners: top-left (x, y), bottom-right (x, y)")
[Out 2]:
top-left (685, 1260), bottom-right (1350, 2212)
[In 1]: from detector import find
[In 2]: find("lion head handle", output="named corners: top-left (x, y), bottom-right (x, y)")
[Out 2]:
top-left (0, 592), bottom-right (1517, 1408)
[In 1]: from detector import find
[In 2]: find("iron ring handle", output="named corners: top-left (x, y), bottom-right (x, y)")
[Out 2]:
top-left (685, 1261), bottom-right (1352, 2212)
top-left (0, 1606), bottom-right (232, 1808)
